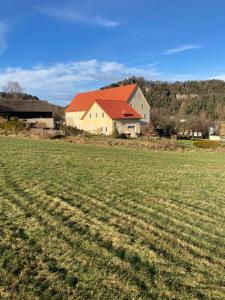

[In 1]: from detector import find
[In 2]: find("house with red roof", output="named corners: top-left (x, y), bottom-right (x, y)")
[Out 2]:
top-left (65, 84), bottom-right (150, 137)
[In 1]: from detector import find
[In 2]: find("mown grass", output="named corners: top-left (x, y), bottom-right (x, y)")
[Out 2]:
top-left (0, 136), bottom-right (225, 299)
top-left (176, 139), bottom-right (195, 148)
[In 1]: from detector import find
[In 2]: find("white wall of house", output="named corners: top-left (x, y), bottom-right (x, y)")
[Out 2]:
top-left (114, 119), bottom-right (141, 137)
top-left (209, 135), bottom-right (221, 141)
top-left (65, 111), bottom-right (85, 129)
top-left (24, 118), bottom-right (54, 128)
top-left (128, 87), bottom-right (150, 124)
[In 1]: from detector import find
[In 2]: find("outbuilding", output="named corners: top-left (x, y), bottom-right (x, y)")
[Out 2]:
top-left (0, 98), bottom-right (54, 128)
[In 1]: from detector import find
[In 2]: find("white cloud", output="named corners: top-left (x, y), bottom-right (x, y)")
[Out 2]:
top-left (0, 21), bottom-right (8, 56)
top-left (209, 74), bottom-right (225, 81)
top-left (36, 6), bottom-right (119, 28)
top-left (0, 60), bottom-right (159, 105)
top-left (94, 16), bottom-right (119, 28)
top-left (162, 44), bottom-right (201, 55)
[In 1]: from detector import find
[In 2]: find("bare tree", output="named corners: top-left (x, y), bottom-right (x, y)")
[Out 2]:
top-left (2, 81), bottom-right (24, 94)
top-left (187, 112), bottom-right (211, 138)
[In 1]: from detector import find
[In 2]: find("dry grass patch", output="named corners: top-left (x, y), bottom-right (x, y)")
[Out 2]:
top-left (65, 135), bottom-right (185, 152)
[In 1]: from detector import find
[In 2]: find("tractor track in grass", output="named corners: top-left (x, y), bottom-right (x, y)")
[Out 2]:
top-left (0, 171), bottom-right (221, 298)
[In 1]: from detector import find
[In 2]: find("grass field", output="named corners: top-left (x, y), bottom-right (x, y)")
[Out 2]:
top-left (0, 136), bottom-right (225, 299)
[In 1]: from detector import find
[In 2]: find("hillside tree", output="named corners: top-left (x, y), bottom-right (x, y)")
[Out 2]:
top-left (2, 81), bottom-right (24, 94)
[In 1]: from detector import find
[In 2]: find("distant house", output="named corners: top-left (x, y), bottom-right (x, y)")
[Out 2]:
top-left (0, 98), bottom-right (54, 128)
top-left (209, 122), bottom-right (225, 141)
top-left (176, 94), bottom-right (189, 100)
top-left (176, 93), bottom-right (199, 100)
top-left (65, 84), bottom-right (150, 136)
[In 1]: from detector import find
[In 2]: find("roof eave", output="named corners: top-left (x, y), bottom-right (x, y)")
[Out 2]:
top-left (113, 117), bottom-right (141, 120)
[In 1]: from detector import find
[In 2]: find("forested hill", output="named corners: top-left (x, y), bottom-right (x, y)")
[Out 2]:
top-left (102, 77), bottom-right (225, 123)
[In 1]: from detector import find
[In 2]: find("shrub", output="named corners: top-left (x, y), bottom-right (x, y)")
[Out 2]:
top-left (60, 125), bottom-right (84, 136)
top-left (119, 133), bottom-right (128, 139)
top-left (0, 118), bottom-right (26, 132)
top-left (111, 128), bottom-right (120, 138)
top-left (193, 140), bottom-right (220, 149)
top-left (111, 129), bottom-right (128, 139)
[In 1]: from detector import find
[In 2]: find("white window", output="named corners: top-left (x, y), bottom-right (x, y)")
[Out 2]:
top-left (102, 112), bottom-right (104, 118)
top-left (96, 113), bottom-right (98, 118)
top-left (89, 113), bottom-right (92, 118)
top-left (105, 126), bottom-right (108, 132)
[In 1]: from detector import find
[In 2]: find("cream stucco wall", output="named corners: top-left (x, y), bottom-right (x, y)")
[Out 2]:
top-left (24, 118), bottom-right (54, 128)
top-left (114, 119), bottom-right (141, 137)
top-left (65, 111), bottom-right (85, 129)
top-left (128, 87), bottom-right (150, 124)
top-left (82, 102), bottom-right (113, 135)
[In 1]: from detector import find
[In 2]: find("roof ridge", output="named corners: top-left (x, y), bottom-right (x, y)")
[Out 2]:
top-left (75, 83), bottom-right (137, 95)
top-left (94, 99), bottom-right (127, 102)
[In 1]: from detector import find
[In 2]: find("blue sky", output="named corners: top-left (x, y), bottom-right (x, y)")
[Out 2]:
top-left (0, 0), bottom-right (225, 105)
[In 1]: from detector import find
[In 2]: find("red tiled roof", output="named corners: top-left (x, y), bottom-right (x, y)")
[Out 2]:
top-left (82, 100), bottom-right (142, 120)
top-left (65, 84), bottom-right (137, 112)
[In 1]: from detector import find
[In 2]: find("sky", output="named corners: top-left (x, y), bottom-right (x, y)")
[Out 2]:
top-left (0, 0), bottom-right (225, 105)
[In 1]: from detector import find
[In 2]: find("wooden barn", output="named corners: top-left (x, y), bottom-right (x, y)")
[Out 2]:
top-left (0, 98), bottom-right (55, 128)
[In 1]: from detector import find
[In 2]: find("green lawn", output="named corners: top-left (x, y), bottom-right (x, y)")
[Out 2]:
top-left (176, 139), bottom-right (195, 148)
top-left (0, 136), bottom-right (225, 299)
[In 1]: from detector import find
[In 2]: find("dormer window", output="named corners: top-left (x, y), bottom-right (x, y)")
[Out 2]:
top-left (121, 110), bottom-right (132, 118)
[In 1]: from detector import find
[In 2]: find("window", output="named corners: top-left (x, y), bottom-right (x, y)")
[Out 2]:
top-left (89, 113), bottom-right (92, 118)
top-left (128, 125), bottom-right (135, 129)
top-left (144, 114), bottom-right (146, 119)
top-left (105, 126), bottom-right (108, 132)
top-left (96, 113), bottom-right (98, 118)
top-left (102, 112), bottom-right (104, 118)
top-left (142, 104), bottom-right (144, 109)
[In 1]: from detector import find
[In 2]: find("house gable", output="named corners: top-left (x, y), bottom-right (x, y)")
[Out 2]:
top-left (128, 86), bottom-right (150, 123)
top-left (82, 102), bottom-right (113, 135)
